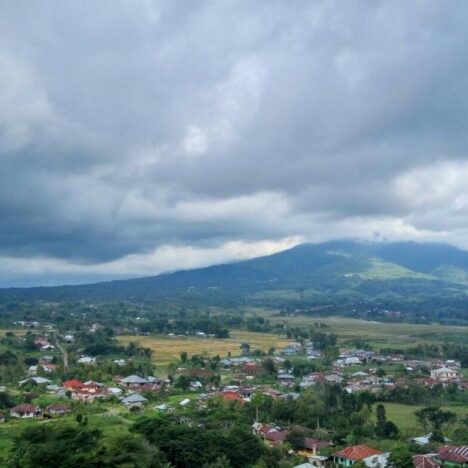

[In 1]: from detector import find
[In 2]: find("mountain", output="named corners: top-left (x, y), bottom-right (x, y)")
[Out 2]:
top-left (2, 240), bottom-right (468, 322)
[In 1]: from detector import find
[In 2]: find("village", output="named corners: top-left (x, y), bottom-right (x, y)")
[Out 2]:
top-left (0, 321), bottom-right (467, 467)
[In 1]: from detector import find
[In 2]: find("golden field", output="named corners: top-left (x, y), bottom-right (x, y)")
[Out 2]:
top-left (117, 330), bottom-right (294, 364)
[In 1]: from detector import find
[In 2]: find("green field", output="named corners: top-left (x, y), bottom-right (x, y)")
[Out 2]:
top-left (377, 402), bottom-right (468, 432)
top-left (117, 330), bottom-right (294, 365)
top-left (248, 310), bottom-right (468, 349)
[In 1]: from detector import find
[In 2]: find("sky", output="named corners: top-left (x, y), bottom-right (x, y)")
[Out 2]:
top-left (2, 1), bottom-right (468, 287)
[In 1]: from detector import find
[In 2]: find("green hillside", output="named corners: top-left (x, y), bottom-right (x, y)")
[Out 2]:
top-left (1, 240), bottom-right (468, 323)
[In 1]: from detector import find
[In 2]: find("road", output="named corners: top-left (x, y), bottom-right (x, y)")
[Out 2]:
top-left (56, 342), bottom-right (68, 368)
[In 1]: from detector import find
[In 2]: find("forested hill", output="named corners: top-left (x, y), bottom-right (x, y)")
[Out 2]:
top-left (2, 240), bottom-right (468, 322)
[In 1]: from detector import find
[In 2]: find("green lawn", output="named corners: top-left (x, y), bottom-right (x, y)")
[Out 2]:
top-left (376, 402), bottom-right (468, 432)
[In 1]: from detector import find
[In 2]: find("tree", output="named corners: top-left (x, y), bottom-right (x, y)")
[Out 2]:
top-left (7, 424), bottom-right (101, 467)
top-left (262, 358), bottom-right (277, 375)
top-left (180, 351), bottom-right (188, 363)
top-left (387, 443), bottom-right (413, 468)
top-left (100, 433), bottom-right (162, 467)
top-left (286, 431), bottom-right (305, 450)
top-left (175, 375), bottom-right (191, 391)
top-left (375, 403), bottom-right (399, 438)
top-left (415, 406), bottom-right (456, 440)
top-left (203, 455), bottom-right (232, 468)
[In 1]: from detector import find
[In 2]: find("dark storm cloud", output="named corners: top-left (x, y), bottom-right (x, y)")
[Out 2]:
top-left (2, 0), bottom-right (468, 284)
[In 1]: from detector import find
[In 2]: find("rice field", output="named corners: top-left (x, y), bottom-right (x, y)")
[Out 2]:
top-left (248, 310), bottom-right (468, 349)
top-left (117, 330), bottom-right (294, 364)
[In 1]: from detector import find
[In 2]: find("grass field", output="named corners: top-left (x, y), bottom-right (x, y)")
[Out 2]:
top-left (117, 330), bottom-right (294, 365)
top-left (0, 328), bottom-right (30, 336)
top-left (377, 402), bottom-right (468, 432)
top-left (248, 310), bottom-right (468, 349)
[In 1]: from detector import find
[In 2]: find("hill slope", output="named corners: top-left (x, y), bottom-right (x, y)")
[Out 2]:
top-left (2, 240), bottom-right (468, 322)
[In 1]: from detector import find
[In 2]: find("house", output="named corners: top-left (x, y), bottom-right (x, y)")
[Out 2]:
top-left (325, 373), bottom-right (344, 384)
top-left (46, 384), bottom-right (63, 393)
top-left (0, 412), bottom-right (5, 424)
top-left (155, 403), bottom-right (170, 412)
top-left (243, 362), bottom-right (264, 375)
top-left (113, 359), bottom-right (126, 367)
top-left (19, 376), bottom-right (52, 386)
top-left (190, 380), bottom-right (203, 390)
top-left (40, 355), bottom-right (54, 363)
top-left (281, 346), bottom-right (299, 356)
top-left (333, 445), bottom-right (383, 466)
top-left (308, 455), bottom-right (329, 467)
top-left (46, 403), bottom-right (71, 416)
top-left (278, 373), bottom-right (295, 384)
top-left (411, 433), bottom-right (451, 446)
top-left (121, 375), bottom-right (148, 388)
top-left (179, 398), bottom-right (191, 407)
top-left (121, 393), bottom-right (148, 408)
top-left (364, 452), bottom-right (390, 467)
top-left (430, 367), bottom-right (458, 381)
top-left (336, 357), bottom-right (362, 367)
top-left (218, 391), bottom-right (245, 403)
top-left (299, 438), bottom-right (334, 458)
top-left (35, 338), bottom-right (50, 347)
top-left (42, 363), bottom-right (58, 373)
top-left (77, 356), bottom-right (96, 365)
top-left (63, 379), bottom-right (84, 392)
top-left (412, 455), bottom-right (441, 468)
top-left (435, 445), bottom-right (468, 466)
top-left (40, 344), bottom-right (55, 351)
top-left (10, 404), bottom-right (41, 419)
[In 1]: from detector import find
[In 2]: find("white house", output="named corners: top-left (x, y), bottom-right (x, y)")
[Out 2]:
top-left (78, 356), bottom-right (96, 365)
top-left (430, 367), bottom-right (458, 381)
top-left (10, 404), bottom-right (41, 419)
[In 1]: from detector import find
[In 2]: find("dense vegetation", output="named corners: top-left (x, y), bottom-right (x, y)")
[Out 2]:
top-left (2, 241), bottom-right (468, 324)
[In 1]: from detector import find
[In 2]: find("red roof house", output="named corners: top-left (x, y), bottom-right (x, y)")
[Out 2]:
top-left (437, 445), bottom-right (468, 464)
top-left (219, 391), bottom-right (245, 403)
top-left (10, 404), bottom-right (41, 418)
top-left (412, 455), bottom-right (441, 468)
top-left (333, 444), bottom-right (383, 465)
top-left (63, 379), bottom-right (83, 391)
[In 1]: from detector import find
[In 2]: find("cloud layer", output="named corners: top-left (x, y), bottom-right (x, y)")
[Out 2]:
top-left (2, 1), bottom-right (468, 286)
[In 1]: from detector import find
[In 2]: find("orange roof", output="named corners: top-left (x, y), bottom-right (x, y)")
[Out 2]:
top-left (63, 379), bottom-right (83, 389)
top-left (334, 444), bottom-right (383, 461)
top-left (219, 391), bottom-right (244, 403)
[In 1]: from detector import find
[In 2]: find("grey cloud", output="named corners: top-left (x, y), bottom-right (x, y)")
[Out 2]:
top-left (2, 1), bottom-right (468, 284)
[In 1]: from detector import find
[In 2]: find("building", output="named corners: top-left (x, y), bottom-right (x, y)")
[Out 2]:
top-left (63, 379), bottom-right (84, 392)
top-left (77, 356), bottom-right (96, 365)
top-left (46, 403), bottom-right (71, 416)
top-left (430, 367), bottom-right (458, 381)
top-left (121, 393), bottom-right (148, 409)
top-left (412, 455), bottom-right (441, 468)
top-left (243, 362), bottom-right (264, 376)
top-left (332, 445), bottom-right (383, 466)
top-left (435, 445), bottom-right (468, 466)
top-left (121, 375), bottom-right (148, 388)
top-left (10, 404), bottom-right (41, 419)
